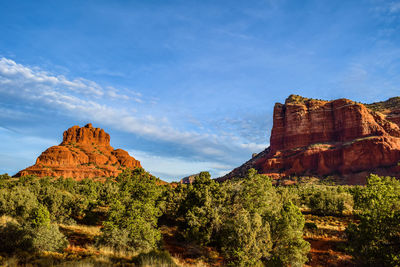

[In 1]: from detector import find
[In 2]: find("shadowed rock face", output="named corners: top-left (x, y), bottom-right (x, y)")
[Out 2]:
top-left (220, 95), bottom-right (400, 184)
top-left (15, 124), bottom-right (141, 179)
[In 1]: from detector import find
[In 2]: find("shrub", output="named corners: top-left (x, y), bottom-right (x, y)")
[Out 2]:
top-left (0, 174), bottom-right (11, 188)
top-left (39, 186), bottom-right (84, 222)
top-left (0, 221), bottom-right (68, 253)
top-left (162, 183), bottom-right (188, 220)
top-left (133, 250), bottom-right (177, 267)
top-left (97, 169), bottom-right (163, 253)
top-left (267, 201), bottom-right (310, 267)
top-left (304, 222), bottom-right (318, 230)
top-left (296, 185), bottom-right (353, 216)
top-left (309, 189), bottom-right (352, 216)
top-left (0, 222), bottom-right (32, 253)
top-left (0, 186), bottom-right (39, 221)
top-left (183, 172), bottom-right (224, 245)
top-left (179, 169), bottom-right (310, 266)
top-left (346, 174), bottom-right (400, 266)
top-left (99, 200), bottom-right (161, 253)
top-left (219, 208), bottom-right (271, 266)
top-left (96, 227), bottom-right (131, 251)
top-left (28, 204), bottom-right (51, 228)
top-left (31, 224), bottom-right (68, 252)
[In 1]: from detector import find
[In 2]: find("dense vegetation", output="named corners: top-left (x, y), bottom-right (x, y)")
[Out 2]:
top-left (366, 96), bottom-right (400, 112)
top-left (0, 170), bottom-right (169, 265)
top-left (0, 170), bottom-right (398, 266)
top-left (347, 174), bottom-right (400, 266)
top-left (164, 170), bottom-right (310, 266)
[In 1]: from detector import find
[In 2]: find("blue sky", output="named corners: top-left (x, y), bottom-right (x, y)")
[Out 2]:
top-left (1, 0), bottom-right (400, 181)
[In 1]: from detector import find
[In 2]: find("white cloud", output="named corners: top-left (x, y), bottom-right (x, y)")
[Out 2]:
top-left (0, 127), bottom-right (58, 175)
top-left (0, 58), bottom-right (105, 96)
top-left (0, 57), bottom-right (267, 177)
top-left (128, 149), bottom-right (233, 181)
top-left (239, 142), bottom-right (267, 151)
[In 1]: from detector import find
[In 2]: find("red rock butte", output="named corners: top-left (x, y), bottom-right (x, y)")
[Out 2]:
top-left (220, 95), bottom-right (400, 184)
top-left (15, 123), bottom-right (141, 179)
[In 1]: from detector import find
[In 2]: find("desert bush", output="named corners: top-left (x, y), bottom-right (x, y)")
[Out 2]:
top-left (0, 176), bottom-right (94, 223)
top-left (308, 189), bottom-right (352, 216)
top-left (219, 208), bottom-right (271, 266)
top-left (39, 186), bottom-right (85, 222)
top-left (97, 226), bottom-right (131, 251)
top-left (0, 173), bottom-right (10, 180)
top-left (133, 250), bottom-right (177, 267)
top-left (0, 186), bottom-right (39, 221)
top-left (99, 200), bottom-right (161, 252)
top-left (0, 222), bottom-right (32, 253)
top-left (295, 185), bottom-right (353, 215)
top-left (177, 169), bottom-right (310, 266)
top-left (97, 168), bottom-right (163, 253)
top-left (346, 174), bottom-right (400, 266)
top-left (0, 174), bottom-right (11, 188)
top-left (98, 178), bottom-right (119, 206)
top-left (162, 183), bottom-right (188, 220)
top-left (182, 172), bottom-right (225, 245)
top-left (352, 174), bottom-right (400, 211)
top-left (76, 178), bottom-right (102, 203)
top-left (28, 203), bottom-right (68, 253)
top-left (267, 201), bottom-right (310, 267)
top-left (0, 221), bottom-right (67, 254)
top-left (28, 204), bottom-right (51, 228)
top-left (31, 224), bottom-right (68, 252)
top-left (304, 222), bottom-right (318, 230)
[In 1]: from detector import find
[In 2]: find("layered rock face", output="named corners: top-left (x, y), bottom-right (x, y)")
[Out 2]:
top-left (220, 95), bottom-right (400, 184)
top-left (15, 123), bottom-right (141, 179)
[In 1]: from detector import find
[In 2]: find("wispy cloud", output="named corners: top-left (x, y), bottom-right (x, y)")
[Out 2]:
top-left (0, 57), bottom-right (266, 178)
top-left (390, 2), bottom-right (400, 13)
top-left (128, 149), bottom-right (233, 181)
top-left (0, 127), bottom-right (58, 175)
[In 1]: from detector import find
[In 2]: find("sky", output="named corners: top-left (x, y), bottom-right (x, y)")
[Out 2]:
top-left (0, 0), bottom-right (400, 181)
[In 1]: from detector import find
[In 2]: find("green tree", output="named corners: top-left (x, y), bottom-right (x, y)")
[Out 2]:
top-left (97, 168), bottom-right (163, 253)
top-left (31, 224), bottom-right (68, 252)
top-left (346, 174), bottom-right (400, 266)
top-left (179, 169), bottom-right (310, 266)
top-left (0, 186), bottom-right (39, 221)
top-left (268, 201), bottom-right (310, 266)
top-left (219, 207), bottom-right (271, 266)
top-left (182, 172), bottom-right (225, 245)
top-left (29, 204), bottom-right (51, 228)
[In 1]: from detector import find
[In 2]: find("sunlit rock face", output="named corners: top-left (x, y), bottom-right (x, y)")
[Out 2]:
top-left (220, 95), bottom-right (400, 184)
top-left (15, 123), bottom-right (141, 180)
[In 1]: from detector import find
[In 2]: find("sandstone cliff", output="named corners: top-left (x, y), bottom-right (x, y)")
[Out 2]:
top-left (15, 123), bottom-right (141, 179)
top-left (220, 95), bottom-right (400, 184)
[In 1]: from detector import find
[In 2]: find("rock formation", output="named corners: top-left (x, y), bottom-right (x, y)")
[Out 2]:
top-left (180, 173), bottom-right (200, 184)
top-left (220, 95), bottom-right (400, 184)
top-left (15, 123), bottom-right (141, 179)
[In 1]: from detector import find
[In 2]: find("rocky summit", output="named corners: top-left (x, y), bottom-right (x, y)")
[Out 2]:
top-left (15, 123), bottom-right (141, 179)
top-left (220, 95), bottom-right (400, 184)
